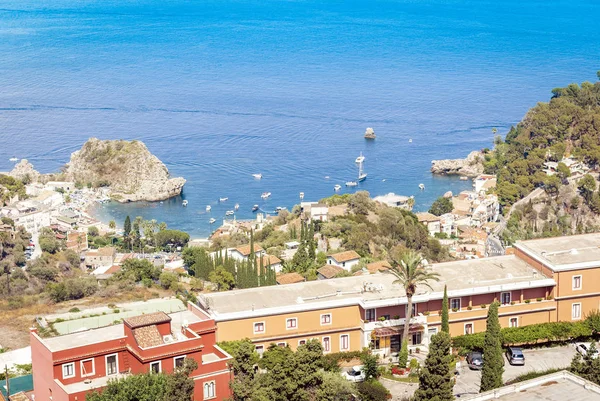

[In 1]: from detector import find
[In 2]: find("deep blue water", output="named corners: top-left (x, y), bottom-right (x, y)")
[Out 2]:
top-left (1, 0), bottom-right (599, 237)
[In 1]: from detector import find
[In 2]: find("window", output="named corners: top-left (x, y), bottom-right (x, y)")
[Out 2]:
top-left (464, 323), bottom-right (474, 335)
top-left (256, 345), bottom-right (264, 356)
top-left (150, 361), bottom-right (161, 374)
top-left (572, 303), bottom-right (582, 320)
top-left (298, 340), bottom-right (306, 346)
top-left (509, 317), bottom-right (518, 328)
top-left (411, 332), bottom-right (422, 345)
top-left (286, 318), bottom-right (298, 329)
top-left (573, 275), bottom-right (582, 290)
top-left (203, 381), bottom-right (216, 399)
top-left (321, 314), bottom-right (332, 325)
top-left (106, 354), bottom-right (118, 376)
top-left (451, 298), bottom-right (461, 311)
top-left (322, 337), bottom-right (331, 352)
top-left (276, 342), bottom-right (287, 347)
top-left (501, 292), bottom-right (511, 305)
top-left (410, 304), bottom-right (417, 317)
top-left (253, 322), bottom-right (265, 334)
top-left (62, 362), bottom-right (75, 379)
top-left (365, 309), bottom-right (376, 322)
top-left (174, 356), bottom-right (185, 368)
top-left (80, 358), bottom-right (95, 377)
top-left (340, 335), bottom-right (349, 351)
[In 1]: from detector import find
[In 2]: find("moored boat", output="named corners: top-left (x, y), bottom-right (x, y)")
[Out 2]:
top-left (209, 218), bottom-right (216, 224)
top-left (252, 204), bottom-right (259, 212)
top-left (235, 203), bottom-right (240, 211)
top-left (419, 183), bottom-right (425, 190)
top-left (346, 181), bottom-right (358, 187)
top-left (206, 205), bottom-right (211, 212)
top-left (219, 197), bottom-right (228, 202)
top-left (252, 173), bottom-right (263, 179)
top-left (9, 157), bottom-right (18, 162)
top-left (261, 192), bottom-right (271, 199)
top-left (182, 200), bottom-right (188, 207)
top-left (355, 152), bottom-right (365, 164)
top-left (225, 210), bottom-right (234, 216)
top-left (334, 184), bottom-right (341, 191)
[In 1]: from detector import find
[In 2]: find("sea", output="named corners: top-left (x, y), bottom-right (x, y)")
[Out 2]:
top-left (1, 0), bottom-right (599, 237)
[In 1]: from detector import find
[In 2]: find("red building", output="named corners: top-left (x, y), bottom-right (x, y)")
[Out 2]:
top-left (30, 303), bottom-right (232, 401)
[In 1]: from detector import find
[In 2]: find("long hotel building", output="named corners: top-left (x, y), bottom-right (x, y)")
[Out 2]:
top-left (198, 234), bottom-right (600, 356)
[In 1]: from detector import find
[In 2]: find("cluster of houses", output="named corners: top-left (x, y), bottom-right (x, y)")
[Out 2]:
top-left (416, 174), bottom-right (500, 259)
top-left (542, 156), bottom-right (590, 178)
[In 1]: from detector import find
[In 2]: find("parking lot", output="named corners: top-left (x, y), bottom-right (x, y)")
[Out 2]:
top-left (454, 345), bottom-right (577, 397)
top-left (381, 344), bottom-right (579, 399)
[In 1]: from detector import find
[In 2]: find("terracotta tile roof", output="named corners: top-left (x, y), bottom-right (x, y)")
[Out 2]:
top-left (329, 250), bottom-right (360, 263)
top-left (133, 325), bottom-right (164, 348)
top-left (124, 312), bottom-right (171, 329)
top-left (276, 272), bottom-right (305, 285)
top-left (235, 244), bottom-right (264, 256)
top-left (104, 265), bottom-right (121, 274)
top-left (87, 247), bottom-right (116, 257)
top-left (262, 254), bottom-right (281, 266)
top-left (366, 260), bottom-right (392, 273)
top-left (416, 212), bottom-right (441, 223)
top-left (317, 264), bottom-right (345, 279)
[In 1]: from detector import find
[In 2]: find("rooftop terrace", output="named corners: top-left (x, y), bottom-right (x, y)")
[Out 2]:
top-left (515, 232), bottom-right (600, 271)
top-left (200, 255), bottom-right (554, 319)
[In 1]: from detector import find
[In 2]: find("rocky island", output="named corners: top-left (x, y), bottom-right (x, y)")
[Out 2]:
top-left (63, 138), bottom-right (185, 202)
top-left (8, 138), bottom-right (185, 203)
top-left (430, 150), bottom-right (484, 177)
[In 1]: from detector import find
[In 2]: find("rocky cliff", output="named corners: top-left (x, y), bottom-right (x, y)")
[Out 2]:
top-left (64, 138), bottom-right (185, 202)
top-left (430, 151), bottom-right (484, 177)
top-left (9, 159), bottom-right (41, 183)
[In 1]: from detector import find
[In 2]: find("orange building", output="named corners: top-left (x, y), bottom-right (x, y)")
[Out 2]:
top-left (198, 233), bottom-right (600, 357)
top-left (30, 303), bottom-right (232, 401)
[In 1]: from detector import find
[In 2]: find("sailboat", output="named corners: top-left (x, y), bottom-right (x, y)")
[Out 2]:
top-left (206, 205), bottom-right (211, 212)
top-left (182, 200), bottom-right (188, 207)
top-left (234, 203), bottom-right (240, 211)
top-left (358, 160), bottom-right (367, 182)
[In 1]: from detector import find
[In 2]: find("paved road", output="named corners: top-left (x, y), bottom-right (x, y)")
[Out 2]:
top-left (381, 345), bottom-right (578, 399)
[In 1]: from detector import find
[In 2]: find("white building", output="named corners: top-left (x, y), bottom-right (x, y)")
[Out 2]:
top-left (45, 181), bottom-right (76, 192)
top-left (416, 212), bottom-right (441, 236)
top-left (327, 250), bottom-right (361, 271)
top-left (227, 244), bottom-right (266, 262)
top-left (310, 204), bottom-right (329, 222)
top-left (32, 190), bottom-right (64, 209)
top-left (373, 193), bottom-right (413, 210)
top-left (473, 174), bottom-right (496, 193)
top-left (14, 209), bottom-right (51, 235)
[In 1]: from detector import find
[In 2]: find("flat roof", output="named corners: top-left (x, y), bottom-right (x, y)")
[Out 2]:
top-left (200, 255), bottom-right (554, 319)
top-left (461, 371), bottom-right (600, 401)
top-left (41, 324), bottom-right (125, 352)
top-left (515, 233), bottom-right (600, 271)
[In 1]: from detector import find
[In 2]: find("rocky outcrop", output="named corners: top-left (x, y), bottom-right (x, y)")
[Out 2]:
top-left (64, 138), bottom-right (185, 202)
top-left (431, 151), bottom-right (484, 177)
top-left (364, 127), bottom-right (376, 139)
top-left (9, 159), bottom-right (41, 183)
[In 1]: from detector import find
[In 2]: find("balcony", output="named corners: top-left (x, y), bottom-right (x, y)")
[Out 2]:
top-left (362, 315), bottom-right (428, 332)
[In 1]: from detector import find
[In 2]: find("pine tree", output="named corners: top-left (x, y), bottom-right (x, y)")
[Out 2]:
top-left (441, 285), bottom-right (449, 333)
top-left (480, 302), bottom-right (504, 392)
top-left (413, 332), bottom-right (454, 401)
top-left (124, 215), bottom-right (131, 236)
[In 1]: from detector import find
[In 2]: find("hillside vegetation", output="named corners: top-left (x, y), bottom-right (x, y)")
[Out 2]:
top-left (484, 72), bottom-right (600, 240)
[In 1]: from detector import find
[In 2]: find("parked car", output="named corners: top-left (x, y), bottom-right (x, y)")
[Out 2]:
top-left (505, 347), bottom-right (525, 365)
top-left (575, 343), bottom-right (599, 359)
top-left (342, 365), bottom-right (365, 382)
top-left (466, 352), bottom-right (483, 370)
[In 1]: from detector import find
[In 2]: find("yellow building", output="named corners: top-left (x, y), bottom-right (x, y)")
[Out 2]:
top-left (197, 234), bottom-right (600, 357)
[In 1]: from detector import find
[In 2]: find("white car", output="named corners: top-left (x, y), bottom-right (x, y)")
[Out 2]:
top-left (342, 365), bottom-right (365, 382)
top-left (575, 343), bottom-right (599, 359)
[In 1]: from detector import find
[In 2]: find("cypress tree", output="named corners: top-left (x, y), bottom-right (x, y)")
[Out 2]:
top-left (413, 332), bottom-right (454, 401)
top-left (124, 215), bottom-right (131, 236)
top-left (480, 302), bottom-right (504, 392)
top-left (441, 285), bottom-right (449, 333)
top-left (300, 222), bottom-right (305, 242)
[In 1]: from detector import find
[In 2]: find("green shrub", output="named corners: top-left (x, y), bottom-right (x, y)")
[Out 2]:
top-left (322, 349), bottom-right (370, 372)
top-left (69, 307), bottom-right (80, 313)
top-left (504, 368), bottom-right (561, 385)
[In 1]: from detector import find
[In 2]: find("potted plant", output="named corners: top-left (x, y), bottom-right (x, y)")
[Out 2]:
top-left (415, 347), bottom-right (421, 354)
top-left (536, 297), bottom-right (543, 302)
top-left (452, 307), bottom-right (458, 312)
top-left (467, 306), bottom-right (473, 310)
top-left (524, 299), bottom-right (531, 304)
top-left (378, 316), bottom-right (386, 321)
top-left (481, 304), bottom-right (487, 309)
top-left (392, 315), bottom-right (400, 320)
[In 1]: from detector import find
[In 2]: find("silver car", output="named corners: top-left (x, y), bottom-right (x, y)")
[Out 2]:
top-left (342, 365), bottom-right (365, 382)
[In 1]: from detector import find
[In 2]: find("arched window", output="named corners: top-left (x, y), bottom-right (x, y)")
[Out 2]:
top-left (203, 381), bottom-right (216, 399)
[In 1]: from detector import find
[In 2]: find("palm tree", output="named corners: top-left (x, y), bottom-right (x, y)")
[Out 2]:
top-left (390, 250), bottom-right (440, 346)
top-left (108, 220), bottom-right (116, 230)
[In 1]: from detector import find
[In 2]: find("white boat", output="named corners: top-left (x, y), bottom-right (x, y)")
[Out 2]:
top-left (346, 181), bottom-right (358, 187)
top-left (209, 218), bottom-right (216, 224)
top-left (334, 184), bottom-right (341, 191)
top-left (9, 157), bottom-right (18, 162)
top-left (182, 200), bottom-right (188, 207)
top-left (460, 176), bottom-right (468, 181)
top-left (419, 183), bottom-right (425, 190)
top-left (409, 138), bottom-right (413, 143)
top-left (206, 205), bottom-right (211, 212)
top-left (357, 160), bottom-right (367, 182)
top-left (261, 192), bottom-right (271, 199)
top-left (219, 197), bottom-right (228, 202)
top-left (234, 203), bottom-right (240, 211)
top-left (275, 206), bottom-right (287, 212)
top-left (252, 204), bottom-right (259, 212)
top-left (355, 152), bottom-right (365, 164)
top-left (225, 210), bottom-right (234, 216)
top-left (252, 173), bottom-right (263, 179)
top-left (299, 192), bottom-right (304, 200)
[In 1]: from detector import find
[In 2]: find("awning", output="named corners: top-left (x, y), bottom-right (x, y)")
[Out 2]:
top-left (373, 324), bottom-right (424, 337)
